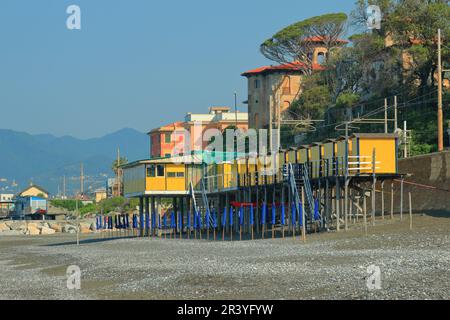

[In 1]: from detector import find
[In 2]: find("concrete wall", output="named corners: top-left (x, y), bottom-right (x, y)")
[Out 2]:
top-left (396, 151), bottom-right (450, 214)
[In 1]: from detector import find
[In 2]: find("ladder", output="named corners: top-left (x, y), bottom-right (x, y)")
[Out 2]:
top-left (301, 164), bottom-right (318, 223)
top-left (189, 180), bottom-right (214, 228)
top-left (287, 163), bottom-right (317, 230)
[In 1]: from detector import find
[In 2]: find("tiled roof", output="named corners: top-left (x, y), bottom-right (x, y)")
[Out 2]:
top-left (241, 61), bottom-right (308, 76)
top-left (149, 121), bottom-right (185, 134)
top-left (304, 36), bottom-right (349, 44)
top-left (242, 61), bottom-right (328, 76)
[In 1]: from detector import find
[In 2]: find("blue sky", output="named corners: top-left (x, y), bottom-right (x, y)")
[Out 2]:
top-left (0, 0), bottom-right (356, 138)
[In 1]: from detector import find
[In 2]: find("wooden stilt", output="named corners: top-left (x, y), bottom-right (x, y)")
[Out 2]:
top-left (301, 186), bottom-right (306, 242)
top-left (409, 192), bottom-right (413, 230)
top-left (381, 181), bottom-right (385, 220)
top-left (363, 195), bottom-right (368, 235)
top-left (336, 179), bottom-right (340, 232)
top-left (400, 178), bottom-right (404, 221)
top-left (391, 182), bottom-right (394, 219)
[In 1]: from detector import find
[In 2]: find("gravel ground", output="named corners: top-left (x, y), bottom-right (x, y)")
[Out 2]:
top-left (0, 214), bottom-right (449, 300)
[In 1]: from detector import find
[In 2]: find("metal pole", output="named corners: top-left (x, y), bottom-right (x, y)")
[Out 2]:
top-left (363, 195), bottom-right (367, 235)
top-left (381, 181), bottom-right (385, 220)
top-left (336, 179), bottom-right (340, 232)
top-left (372, 148), bottom-right (376, 226)
top-left (404, 121), bottom-right (408, 158)
top-left (400, 178), bottom-right (404, 221)
top-left (301, 186), bottom-right (306, 241)
top-left (384, 98), bottom-right (388, 134)
top-left (437, 28), bottom-right (444, 152)
top-left (344, 122), bottom-right (349, 231)
top-left (394, 96), bottom-right (398, 132)
top-left (409, 192), bottom-right (413, 230)
top-left (234, 92), bottom-right (238, 129)
top-left (390, 182), bottom-right (394, 219)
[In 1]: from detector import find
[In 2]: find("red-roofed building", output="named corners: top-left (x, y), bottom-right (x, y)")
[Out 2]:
top-left (148, 107), bottom-right (248, 158)
top-left (242, 37), bottom-right (347, 130)
top-left (149, 122), bottom-right (186, 158)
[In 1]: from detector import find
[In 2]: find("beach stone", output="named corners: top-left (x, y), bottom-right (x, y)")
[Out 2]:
top-left (38, 222), bottom-right (50, 229)
top-left (40, 226), bottom-right (56, 235)
top-left (4, 221), bottom-right (14, 228)
top-left (9, 221), bottom-right (27, 231)
top-left (49, 223), bottom-right (62, 232)
top-left (27, 226), bottom-right (40, 235)
top-left (0, 230), bottom-right (23, 236)
top-left (0, 223), bottom-right (10, 231)
top-left (63, 225), bottom-right (77, 233)
top-left (79, 222), bottom-right (91, 229)
top-left (80, 226), bottom-right (91, 234)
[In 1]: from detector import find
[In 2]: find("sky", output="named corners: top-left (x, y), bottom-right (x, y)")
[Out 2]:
top-left (0, 0), bottom-right (356, 139)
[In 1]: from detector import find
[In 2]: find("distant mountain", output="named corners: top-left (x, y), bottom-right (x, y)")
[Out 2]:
top-left (0, 128), bottom-right (149, 196)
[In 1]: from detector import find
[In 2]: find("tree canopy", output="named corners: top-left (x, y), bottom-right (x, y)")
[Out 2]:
top-left (273, 1), bottom-right (449, 155)
top-left (260, 13), bottom-right (348, 74)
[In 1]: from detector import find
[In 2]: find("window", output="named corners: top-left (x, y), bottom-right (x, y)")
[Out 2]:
top-left (317, 52), bottom-right (326, 65)
top-left (146, 165), bottom-right (156, 177)
top-left (156, 165), bottom-right (165, 177)
top-left (167, 171), bottom-right (184, 178)
top-left (165, 133), bottom-right (171, 143)
top-left (254, 79), bottom-right (260, 89)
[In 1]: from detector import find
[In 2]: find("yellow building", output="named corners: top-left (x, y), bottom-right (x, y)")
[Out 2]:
top-left (95, 189), bottom-right (107, 203)
top-left (19, 184), bottom-right (49, 199)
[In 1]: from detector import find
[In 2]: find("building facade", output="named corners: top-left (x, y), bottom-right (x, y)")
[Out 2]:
top-left (149, 107), bottom-right (248, 158)
top-left (13, 196), bottom-right (48, 220)
top-left (242, 62), bottom-right (305, 130)
top-left (242, 37), bottom-right (348, 131)
top-left (18, 184), bottom-right (49, 199)
top-left (0, 193), bottom-right (14, 218)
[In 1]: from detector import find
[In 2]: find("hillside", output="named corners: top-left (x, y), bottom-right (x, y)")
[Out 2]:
top-left (0, 128), bottom-right (149, 195)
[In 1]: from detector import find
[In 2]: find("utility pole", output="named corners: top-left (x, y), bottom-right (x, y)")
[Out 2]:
top-left (277, 91), bottom-right (281, 152)
top-left (80, 162), bottom-right (84, 196)
top-left (394, 95), bottom-right (398, 132)
top-left (117, 147), bottom-right (121, 197)
top-left (344, 121), bottom-right (349, 231)
top-left (437, 28), bottom-right (444, 152)
top-left (384, 98), bottom-right (388, 134)
top-left (404, 121), bottom-right (408, 158)
top-left (234, 92), bottom-right (238, 129)
top-left (63, 176), bottom-right (66, 199)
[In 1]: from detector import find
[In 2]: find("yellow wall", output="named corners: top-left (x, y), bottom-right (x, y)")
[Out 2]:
top-left (297, 148), bottom-right (308, 164)
top-left (237, 159), bottom-right (248, 186)
top-left (20, 186), bottom-right (49, 198)
top-left (223, 163), bottom-right (237, 189)
top-left (323, 142), bottom-right (335, 176)
top-left (287, 150), bottom-right (297, 163)
top-left (146, 164), bottom-right (166, 191)
top-left (248, 161), bottom-right (257, 186)
top-left (310, 145), bottom-right (322, 178)
top-left (336, 139), bottom-right (353, 175)
top-left (166, 164), bottom-right (186, 191)
top-left (95, 191), bottom-right (107, 203)
top-left (355, 137), bottom-right (397, 174)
